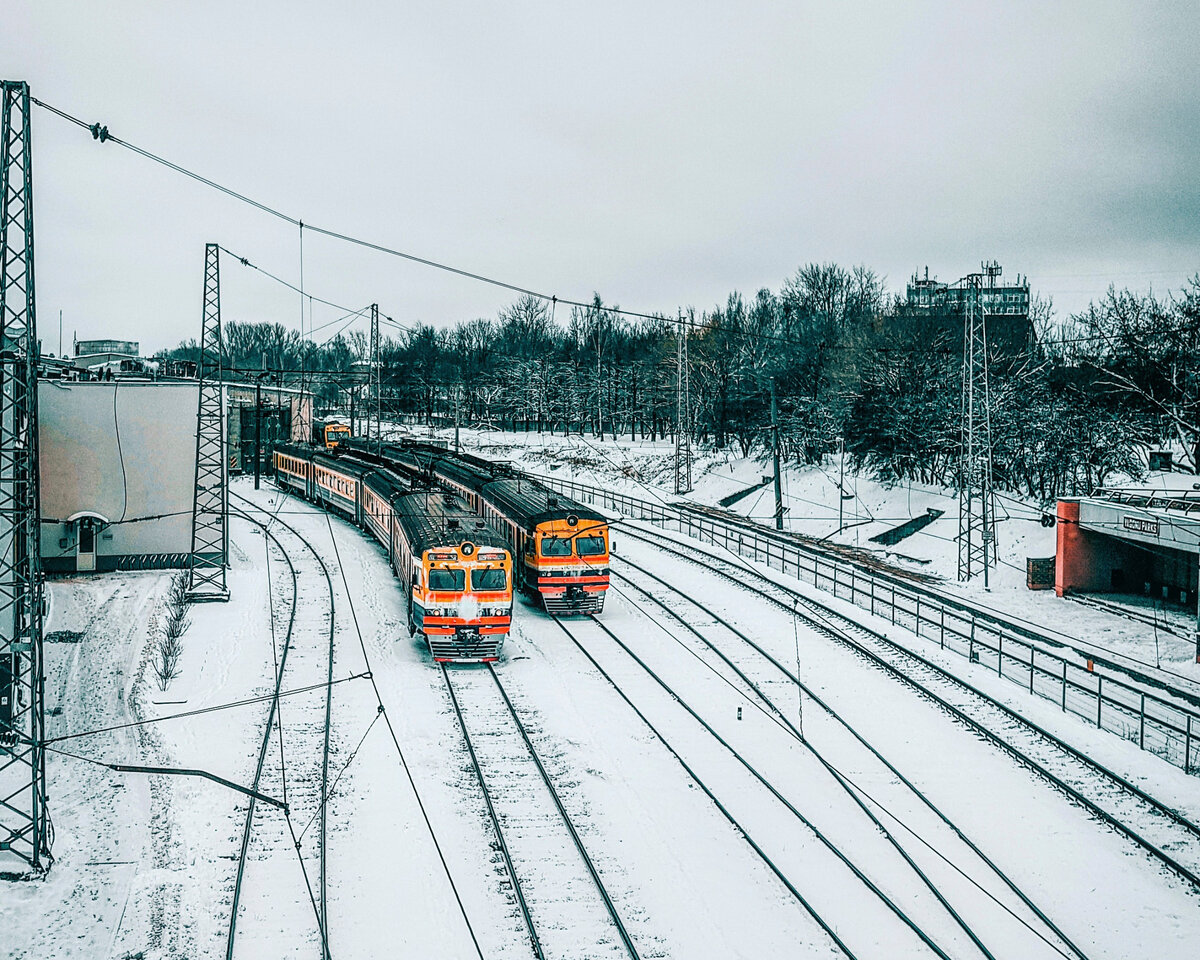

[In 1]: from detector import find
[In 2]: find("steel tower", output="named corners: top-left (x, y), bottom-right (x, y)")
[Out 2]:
top-left (186, 243), bottom-right (229, 601)
top-left (957, 266), bottom-right (998, 583)
top-left (0, 79), bottom-right (49, 875)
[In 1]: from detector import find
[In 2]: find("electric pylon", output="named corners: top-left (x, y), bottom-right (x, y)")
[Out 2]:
top-left (370, 303), bottom-right (380, 446)
top-left (957, 267), bottom-right (998, 584)
top-left (0, 79), bottom-right (50, 876)
top-left (186, 243), bottom-right (229, 601)
top-left (674, 310), bottom-right (692, 494)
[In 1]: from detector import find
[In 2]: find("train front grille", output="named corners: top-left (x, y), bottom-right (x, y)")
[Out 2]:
top-left (428, 631), bottom-right (505, 663)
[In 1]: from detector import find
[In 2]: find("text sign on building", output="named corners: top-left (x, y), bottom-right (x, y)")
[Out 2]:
top-left (1123, 516), bottom-right (1160, 537)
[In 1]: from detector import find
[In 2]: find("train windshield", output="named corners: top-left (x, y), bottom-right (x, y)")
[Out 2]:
top-left (472, 568), bottom-right (508, 591)
top-left (576, 535), bottom-right (606, 557)
top-left (428, 567), bottom-right (466, 591)
top-left (540, 536), bottom-right (572, 557)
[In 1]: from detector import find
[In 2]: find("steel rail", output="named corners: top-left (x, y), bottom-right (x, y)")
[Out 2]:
top-left (228, 496), bottom-right (336, 958)
top-left (484, 663), bottom-right (642, 960)
top-left (550, 615), bottom-right (861, 960)
top-left (618, 523), bottom-right (1200, 891)
top-left (610, 558), bottom-right (1089, 960)
top-left (224, 507), bottom-right (301, 957)
top-left (571, 615), bottom-right (955, 960)
top-left (440, 665), bottom-right (543, 960)
top-left (673, 501), bottom-right (1200, 705)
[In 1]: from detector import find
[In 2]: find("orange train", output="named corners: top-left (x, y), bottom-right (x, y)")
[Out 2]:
top-left (351, 440), bottom-right (610, 615)
top-left (273, 444), bottom-right (513, 662)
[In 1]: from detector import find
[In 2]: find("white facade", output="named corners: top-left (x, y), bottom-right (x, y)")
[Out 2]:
top-left (39, 380), bottom-right (200, 572)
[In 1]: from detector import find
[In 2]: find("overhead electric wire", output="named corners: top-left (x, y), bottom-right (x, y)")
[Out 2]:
top-left (31, 95), bottom-right (1198, 361)
top-left (280, 499), bottom-right (483, 960)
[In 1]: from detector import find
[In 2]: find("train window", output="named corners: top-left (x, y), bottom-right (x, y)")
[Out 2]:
top-left (472, 568), bottom-right (507, 592)
top-left (540, 536), bottom-right (572, 557)
top-left (428, 567), bottom-right (466, 591)
top-left (577, 535), bottom-right (606, 556)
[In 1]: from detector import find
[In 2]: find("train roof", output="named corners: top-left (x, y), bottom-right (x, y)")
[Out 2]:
top-left (480, 476), bottom-right (607, 529)
top-left (393, 489), bottom-right (509, 556)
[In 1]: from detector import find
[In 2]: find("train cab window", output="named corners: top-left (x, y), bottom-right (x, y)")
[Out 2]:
top-left (576, 535), bottom-right (605, 557)
top-left (540, 536), bottom-right (572, 557)
top-left (472, 568), bottom-right (507, 592)
top-left (428, 567), bottom-right (466, 591)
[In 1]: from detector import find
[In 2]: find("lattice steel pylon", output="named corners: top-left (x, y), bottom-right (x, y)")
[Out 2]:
top-left (186, 243), bottom-right (229, 601)
top-left (674, 310), bottom-right (693, 495)
top-left (0, 79), bottom-right (50, 876)
top-left (370, 302), bottom-right (380, 446)
top-left (957, 268), bottom-right (998, 584)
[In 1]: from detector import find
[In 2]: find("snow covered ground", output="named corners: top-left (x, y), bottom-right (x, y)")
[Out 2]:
top-left (6, 449), bottom-right (1199, 958)
top-left (416, 424), bottom-right (1200, 682)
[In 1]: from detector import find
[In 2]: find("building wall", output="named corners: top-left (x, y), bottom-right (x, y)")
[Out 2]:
top-left (1056, 498), bottom-right (1198, 604)
top-left (39, 381), bottom-right (200, 572)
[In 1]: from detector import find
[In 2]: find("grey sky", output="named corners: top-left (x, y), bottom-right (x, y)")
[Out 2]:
top-left (5, 2), bottom-right (1198, 355)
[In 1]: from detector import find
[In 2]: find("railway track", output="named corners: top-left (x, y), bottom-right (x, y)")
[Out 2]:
top-left (615, 522), bottom-right (1200, 891)
top-left (602, 562), bottom-right (1091, 960)
top-left (227, 496), bottom-right (336, 959)
top-left (441, 662), bottom-right (641, 960)
top-left (553, 611), bottom-right (1085, 960)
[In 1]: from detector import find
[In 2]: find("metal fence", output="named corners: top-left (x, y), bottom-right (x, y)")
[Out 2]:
top-left (533, 472), bottom-right (1200, 776)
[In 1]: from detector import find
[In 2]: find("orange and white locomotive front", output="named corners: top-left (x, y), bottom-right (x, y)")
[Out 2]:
top-left (530, 516), bottom-right (609, 614)
top-left (415, 541), bottom-right (512, 662)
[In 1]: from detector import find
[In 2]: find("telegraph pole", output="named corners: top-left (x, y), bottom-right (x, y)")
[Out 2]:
top-left (186, 243), bottom-right (229, 601)
top-left (0, 79), bottom-right (50, 875)
top-left (771, 378), bottom-right (783, 530)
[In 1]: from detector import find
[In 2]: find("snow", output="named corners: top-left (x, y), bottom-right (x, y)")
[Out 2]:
top-left (6, 441), bottom-right (1199, 958)
top-left (422, 425), bottom-right (1200, 683)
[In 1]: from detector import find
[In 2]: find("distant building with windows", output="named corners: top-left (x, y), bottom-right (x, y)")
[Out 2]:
top-left (72, 337), bottom-right (158, 378)
top-left (906, 266), bottom-right (1030, 316)
top-left (893, 263), bottom-right (1036, 354)
top-left (75, 338), bottom-right (139, 357)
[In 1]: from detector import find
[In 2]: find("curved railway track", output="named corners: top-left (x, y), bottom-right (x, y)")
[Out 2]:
top-left (441, 662), bottom-right (641, 960)
top-left (226, 495), bottom-right (336, 959)
top-left (615, 521), bottom-right (1200, 891)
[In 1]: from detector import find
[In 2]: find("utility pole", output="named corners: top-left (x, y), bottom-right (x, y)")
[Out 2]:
top-left (838, 436), bottom-right (846, 534)
top-left (370, 303), bottom-right (380, 448)
top-left (674, 310), bottom-right (692, 495)
top-left (253, 376), bottom-right (262, 490)
top-left (454, 383), bottom-right (461, 454)
top-left (0, 79), bottom-right (50, 875)
top-left (957, 264), bottom-right (998, 585)
top-left (186, 243), bottom-right (229, 602)
top-left (771, 378), bottom-right (783, 530)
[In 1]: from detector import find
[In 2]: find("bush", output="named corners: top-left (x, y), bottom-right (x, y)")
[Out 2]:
top-left (153, 572), bottom-right (191, 691)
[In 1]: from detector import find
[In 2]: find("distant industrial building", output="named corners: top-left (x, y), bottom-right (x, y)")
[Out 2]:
top-left (70, 337), bottom-right (159, 378)
top-left (896, 263), bottom-right (1036, 353)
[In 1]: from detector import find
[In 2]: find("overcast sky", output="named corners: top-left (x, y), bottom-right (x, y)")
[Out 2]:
top-left (5, 2), bottom-right (1199, 355)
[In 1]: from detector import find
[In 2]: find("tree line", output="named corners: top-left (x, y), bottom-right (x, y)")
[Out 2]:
top-left (163, 263), bottom-right (1200, 504)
